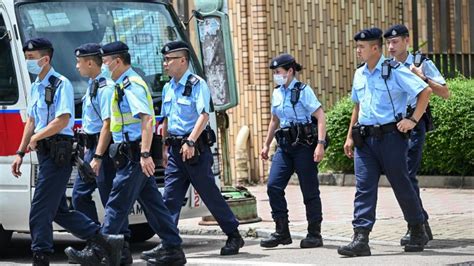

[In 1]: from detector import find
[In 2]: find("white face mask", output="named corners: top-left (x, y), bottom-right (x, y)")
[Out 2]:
top-left (26, 57), bottom-right (45, 75)
top-left (101, 64), bottom-right (112, 79)
top-left (273, 74), bottom-right (288, 86)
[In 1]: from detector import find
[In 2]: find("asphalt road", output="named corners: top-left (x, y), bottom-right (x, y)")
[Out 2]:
top-left (1, 232), bottom-right (474, 265)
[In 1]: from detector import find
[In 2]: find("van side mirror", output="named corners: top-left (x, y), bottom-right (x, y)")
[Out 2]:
top-left (184, 10), bottom-right (204, 26)
top-left (0, 26), bottom-right (10, 41)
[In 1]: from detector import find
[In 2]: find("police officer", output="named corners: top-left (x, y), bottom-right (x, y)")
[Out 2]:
top-left (64, 41), bottom-right (186, 266)
top-left (260, 54), bottom-right (327, 249)
top-left (141, 40), bottom-right (244, 260)
top-left (72, 43), bottom-right (132, 264)
top-left (383, 24), bottom-right (450, 246)
top-left (10, 38), bottom-right (123, 266)
top-left (338, 28), bottom-right (432, 257)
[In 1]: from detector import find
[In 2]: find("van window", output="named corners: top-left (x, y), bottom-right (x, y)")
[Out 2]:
top-left (0, 14), bottom-right (19, 105)
top-left (16, 1), bottom-right (200, 103)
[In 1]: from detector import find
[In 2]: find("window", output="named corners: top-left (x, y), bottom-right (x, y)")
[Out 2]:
top-left (0, 14), bottom-right (19, 105)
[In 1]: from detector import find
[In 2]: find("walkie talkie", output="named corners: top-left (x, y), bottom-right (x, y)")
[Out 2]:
top-left (90, 80), bottom-right (99, 98)
top-left (290, 88), bottom-right (301, 106)
top-left (45, 85), bottom-right (55, 106)
top-left (381, 60), bottom-right (391, 80)
top-left (183, 81), bottom-right (192, 97)
top-left (413, 51), bottom-right (425, 68)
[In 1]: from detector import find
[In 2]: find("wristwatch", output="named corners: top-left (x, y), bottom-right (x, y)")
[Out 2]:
top-left (317, 140), bottom-right (327, 146)
top-left (140, 152), bottom-right (152, 158)
top-left (93, 154), bottom-right (103, 160)
top-left (408, 116), bottom-right (418, 124)
top-left (184, 139), bottom-right (195, 147)
top-left (16, 150), bottom-right (25, 158)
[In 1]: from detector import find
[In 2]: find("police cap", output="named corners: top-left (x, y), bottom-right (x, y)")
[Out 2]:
top-left (353, 27), bottom-right (383, 41)
top-left (269, 53), bottom-right (295, 69)
top-left (161, 40), bottom-right (190, 55)
top-left (383, 24), bottom-right (409, 39)
top-left (100, 41), bottom-right (129, 57)
top-left (75, 43), bottom-right (101, 57)
top-left (23, 37), bottom-right (54, 52)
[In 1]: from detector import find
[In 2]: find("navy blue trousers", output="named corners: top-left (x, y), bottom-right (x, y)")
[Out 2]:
top-left (101, 152), bottom-right (182, 248)
top-left (267, 144), bottom-right (322, 223)
top-left (407, 118), bottom-right (429, 221)
top-left (30, 152), bottom-right (99, 253)
top-left (352, 131), bottom-right (425, 229)
top-left (163, 145), bottom-right (239, 235)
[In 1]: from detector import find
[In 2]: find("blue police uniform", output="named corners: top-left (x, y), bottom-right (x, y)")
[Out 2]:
top-left (24, 38), bottom-right (100, 255)
top-left (98, 41), bottom-right (182, 249)
top-left (400, 53), bottom-right (445, 222)
top-left (161, 67), bottom-right (239, 235)
top-left (268, 77), bottom-right (323, 223)
top-left (71, 44), bottom-right (119, 230)
top-left (350, 48), bottom-right (427, 230)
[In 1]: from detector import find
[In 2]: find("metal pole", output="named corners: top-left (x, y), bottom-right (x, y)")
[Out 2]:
top-left (412, 0), bottom-right (419, 51)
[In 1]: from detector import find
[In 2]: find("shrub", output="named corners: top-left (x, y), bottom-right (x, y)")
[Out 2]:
top-left (321, 78), bottom-right (474, 176)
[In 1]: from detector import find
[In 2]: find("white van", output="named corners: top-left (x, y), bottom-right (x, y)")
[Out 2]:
top-left (0, 0), bottom-right (220, 251)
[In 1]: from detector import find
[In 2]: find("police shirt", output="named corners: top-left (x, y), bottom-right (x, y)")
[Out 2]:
top-left (27, 67), bottom-right (75, 136)
top-left (161, 69), bottom-right (211, 136)
top-left (401, 53), bottom-right (446, 108)
top-left (351, 55), bottom-right (427, 125)
top-left (112, 68), bottom-right (153, 143)
top-left (81, 73), bottom-right (114, 134)
top-left (271, 78), bottom-right (321, 128)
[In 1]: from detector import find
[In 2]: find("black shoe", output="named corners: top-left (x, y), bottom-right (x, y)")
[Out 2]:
top-left (141, 244), bottom-right (165, 262)
top-left (220, 230), bottom-right (245, 255)
top-left (121, 241), bottom-right (133, 265)
top-left (404, 223), bottom-right (428, 252)
top-left (146, 246), bottom-right (186, 266)
top-left (300, 222), bottom-right (323, 248)
top-left (424, 221), bottom-right (433, 241)
top-left (337, 228), bottom-right (371, 257)
top-left (401, 223), bottom-right (430, 246)
top-left (64, 233), bottom-right (124, 266)
top-left (33, 252), bottom-right (50, 266)
top-left (260, 217), bottom-right (292, 248)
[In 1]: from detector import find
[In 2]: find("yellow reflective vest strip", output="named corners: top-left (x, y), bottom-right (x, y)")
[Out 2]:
top-left (110, 76), bottom-right (156, 133)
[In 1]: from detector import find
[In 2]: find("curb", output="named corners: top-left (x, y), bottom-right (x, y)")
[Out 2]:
top-left (179, 226), bottom-right (399, 247)
top-left (289, 173), bottom-right (474, 189)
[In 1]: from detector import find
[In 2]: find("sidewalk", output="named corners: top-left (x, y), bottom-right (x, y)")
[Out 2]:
top-left (179, 185), bottom-right (474, 248)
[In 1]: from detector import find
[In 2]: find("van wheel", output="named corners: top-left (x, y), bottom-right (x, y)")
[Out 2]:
top-left (0, 225), bottom-right (13, 256)
top-left (129, 223), bottom-right (155, 243)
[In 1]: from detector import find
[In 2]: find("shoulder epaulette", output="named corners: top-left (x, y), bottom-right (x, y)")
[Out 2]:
top-left (388, 59), bottom-right (400, 69)
top-left (98, 77), bottom-right (107, 88)
top-left (188, 74), bottom-right (200, 86)
top-left (48, 75), bottom-right (62, 88)
top-left (357, 62), bottom-right (366, 69)
top-left (122, 76), bottom-right (131, 89)
top-left (294, 81), bottom-right (306, 90)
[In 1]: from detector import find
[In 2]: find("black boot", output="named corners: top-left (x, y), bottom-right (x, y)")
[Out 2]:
top-left (141, 244), bottom-right (164, 262)
top-left (424, 221), bottom-right (433, 241)
top-left (400, 222), bottom-right (430, 246)
top-left (121, 240), bottom-right (133, 265)
top-left (146, 246), bottom-right (186, 266)
top-left (32, 252), bottom-right (49, 266)
top-left (64, 233), bottom-right (124, 266)
top-left (337, 228), bottom-right (371, 257)
top-left (300, 222), bottom-right (323, 248)
top-left (404, 223), bottom-right (428, 252)
top-left (220, 230), bottom-right (245, 255)
top-left (260, 217), bottom-right (292, 248)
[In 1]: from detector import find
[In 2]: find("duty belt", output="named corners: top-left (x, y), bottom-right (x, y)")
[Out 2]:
top-left (165, 135), bottom-right (188, 146)
top-left (37, 134), bottom-right (73, 154)
top-left (359, 122), bottom-right (398, 137)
